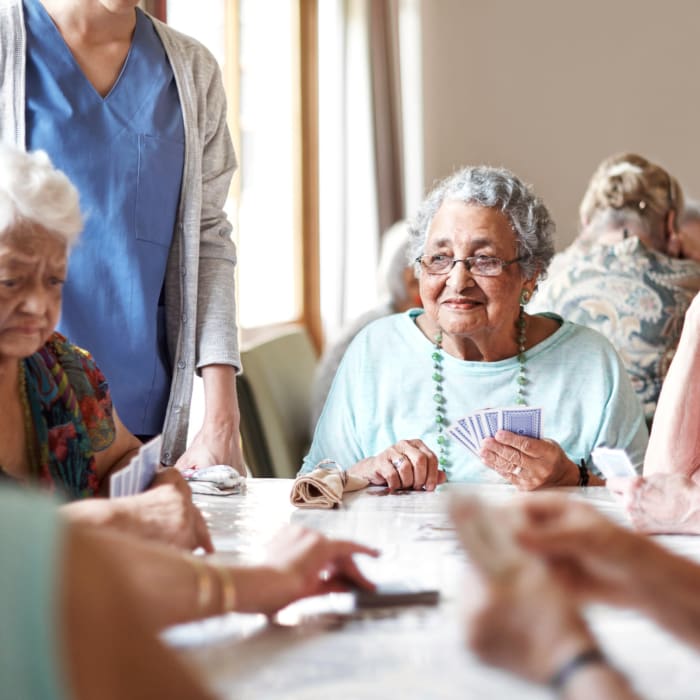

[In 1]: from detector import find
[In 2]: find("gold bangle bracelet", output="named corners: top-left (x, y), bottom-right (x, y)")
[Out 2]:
top-left (216, 565), bottom-right (237, 613)
top-left (189, 556), bottom-right (214, 614)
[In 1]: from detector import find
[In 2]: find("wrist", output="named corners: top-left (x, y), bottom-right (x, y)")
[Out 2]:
top-left (554, 458), bottom-right (581, 487)
top-left (549, 648), bottom-right (607, 693)
top-left (559, 660), bottom-right (637, 700)
top-left (227, 565), bottom-right (291, 615)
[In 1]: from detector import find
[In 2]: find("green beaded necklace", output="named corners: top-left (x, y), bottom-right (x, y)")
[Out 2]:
top-left (432, 305), bottom-right (529, 466)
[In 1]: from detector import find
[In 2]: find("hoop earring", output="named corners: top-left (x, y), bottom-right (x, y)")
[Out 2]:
top-left (519, 289), bottom-right (531, 305)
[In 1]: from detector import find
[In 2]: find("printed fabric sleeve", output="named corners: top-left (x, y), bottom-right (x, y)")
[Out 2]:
top-left (49, 334), bottom-right (116, 453)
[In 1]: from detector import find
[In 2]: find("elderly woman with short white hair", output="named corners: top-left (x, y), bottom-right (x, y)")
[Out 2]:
top-left (0, 145), bottom-right (210, 550)
top-left (301, 165), bottom-right (648, 491)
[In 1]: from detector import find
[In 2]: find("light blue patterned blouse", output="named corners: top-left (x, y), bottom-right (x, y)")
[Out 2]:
top-left (301, 310), bottom-right (648, 481)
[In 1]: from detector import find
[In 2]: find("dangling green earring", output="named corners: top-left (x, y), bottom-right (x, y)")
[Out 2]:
top-left (519, 289), bottom-right (531, 305)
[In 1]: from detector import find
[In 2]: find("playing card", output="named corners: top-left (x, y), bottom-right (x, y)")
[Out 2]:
top-left (480, 409), bottom-right (499, 438)
top-left (110, 436), bottom-right (162, 498)
top-left (591, 447), bottom-right (638, 479)
top-left (448, 422), bottom-right (479, 455)
top-left (457, 418), bottom-right (481, 451)
top-left (499, 407), bottom-right (542, 439)
top-left (109, 469), bottom-right (124, 498)
top-left (449, 407), bottom-right (544, 456)
top-left (135, 436), bottom-right (162, 493)
top-left (467, 413), bottom-right (489, 445)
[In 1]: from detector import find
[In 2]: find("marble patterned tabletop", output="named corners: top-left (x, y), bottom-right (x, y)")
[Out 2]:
top-left (165, 479), bottom-right (700, 699)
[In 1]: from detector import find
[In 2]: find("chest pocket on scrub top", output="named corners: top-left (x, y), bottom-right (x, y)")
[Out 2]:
top-left (135, 133), bottom-right (184, 247)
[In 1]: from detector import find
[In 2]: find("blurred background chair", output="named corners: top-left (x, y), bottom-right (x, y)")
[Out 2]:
top-left (236, 325), bottom-right (318, 478)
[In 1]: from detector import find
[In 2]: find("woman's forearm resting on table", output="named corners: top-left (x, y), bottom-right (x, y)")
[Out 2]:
top-left (645, 297), bottom-right (700, 477)
top-left (177, 364), bottom-right (245, 475)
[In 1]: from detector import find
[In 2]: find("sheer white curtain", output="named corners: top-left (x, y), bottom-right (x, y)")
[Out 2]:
top-left (318, 0), bottom-right (423, 343)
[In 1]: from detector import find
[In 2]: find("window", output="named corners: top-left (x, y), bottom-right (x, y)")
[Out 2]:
top-left (166, 1), bottom-right (315, 337)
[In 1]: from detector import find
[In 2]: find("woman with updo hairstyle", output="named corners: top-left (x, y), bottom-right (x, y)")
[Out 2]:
top-left (531, 152), bottom-right (700, 423)
top-left (578, 153), bottom-right (684, 254)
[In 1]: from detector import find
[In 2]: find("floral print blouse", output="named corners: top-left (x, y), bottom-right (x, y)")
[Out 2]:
top-left (531, 236), bottom-right (700, 422)
top-left (15, 333), bottom-right (116, 499)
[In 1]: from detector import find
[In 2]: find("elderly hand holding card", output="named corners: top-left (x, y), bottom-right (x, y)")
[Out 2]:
top-left (449, 407), bottom-right (589, 490)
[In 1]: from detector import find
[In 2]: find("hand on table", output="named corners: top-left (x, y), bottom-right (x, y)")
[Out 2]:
top-left (174, 423), bottom-right (245, 477)
top-left (479, 431), bottom-right (579, 490)
top-left (514, 495), bottom-right (654, 607)
top-left (234, 525), bottom-right (379, 615)
top-left (349, 439), bottom-right (447, 492)
top-left (608, 473), bottom-right (700, 534)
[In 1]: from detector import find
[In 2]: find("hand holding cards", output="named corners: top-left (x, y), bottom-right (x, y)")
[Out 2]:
top-left (448, 406), bottom-right (543, 456)
top-left (110, 435), bottom-right (162, 498)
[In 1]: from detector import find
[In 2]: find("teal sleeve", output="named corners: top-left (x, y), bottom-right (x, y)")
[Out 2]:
top-left (0, 486), bottom-right (67, 700)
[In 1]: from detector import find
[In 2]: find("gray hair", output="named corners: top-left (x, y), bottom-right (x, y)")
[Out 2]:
top-left (408, 166), bottom-right (555, 280)
top-left (0, 145), bottom-right (82, 244)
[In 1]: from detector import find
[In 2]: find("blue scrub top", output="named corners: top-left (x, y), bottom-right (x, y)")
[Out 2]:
top-left (24, 1), bottom-right (185, 435)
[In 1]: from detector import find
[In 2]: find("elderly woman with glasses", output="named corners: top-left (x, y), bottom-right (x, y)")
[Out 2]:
top-left (301, 166), bottom-right (648, 491)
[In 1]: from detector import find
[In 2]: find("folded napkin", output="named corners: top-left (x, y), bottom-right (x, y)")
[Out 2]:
top-left (184, 465), bottom-right (245, 497)
top-left (291, 464), bottom-right (369, 509)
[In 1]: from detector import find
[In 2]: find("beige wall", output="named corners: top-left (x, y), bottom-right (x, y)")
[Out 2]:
top-left (420, 0), bottom-right (700, 249)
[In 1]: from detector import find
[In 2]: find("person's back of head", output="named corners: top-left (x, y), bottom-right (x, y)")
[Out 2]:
top-left (377, 220), bottom-right (420, 313)
top-left (578, 153), bottom-right (683, 255)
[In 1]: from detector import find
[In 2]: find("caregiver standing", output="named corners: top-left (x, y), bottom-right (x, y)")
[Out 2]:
top-left (0, 0), bottom-right (243, 473)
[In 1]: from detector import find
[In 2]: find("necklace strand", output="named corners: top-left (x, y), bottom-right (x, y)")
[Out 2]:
top-left (431, 306), bottom-right (529, 460)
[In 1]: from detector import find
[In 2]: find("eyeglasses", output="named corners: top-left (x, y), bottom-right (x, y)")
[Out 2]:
top-left (415, 254), bottom-right (524, 277)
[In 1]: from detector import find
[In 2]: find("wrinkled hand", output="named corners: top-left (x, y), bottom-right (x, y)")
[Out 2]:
top-left (514, 495), bottom-right (651, 606)
top-left (349, 439), bottom-right (447, 491)
top-left (118, 468), bottom-right (214, 552)
top-left (174, 425), bottom-right (245, 477)
top-left (608, 474), bottom-right (700, 534)
top-left (480, 431), bottom-right (578, 490)
top-left (464, 561), bottom-right (597, 684)
top-left (237, 525), bottom-right (379, 615)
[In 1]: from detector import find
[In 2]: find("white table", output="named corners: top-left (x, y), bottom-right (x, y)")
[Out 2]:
top-left (167, 479), bottom-right (700, 699)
